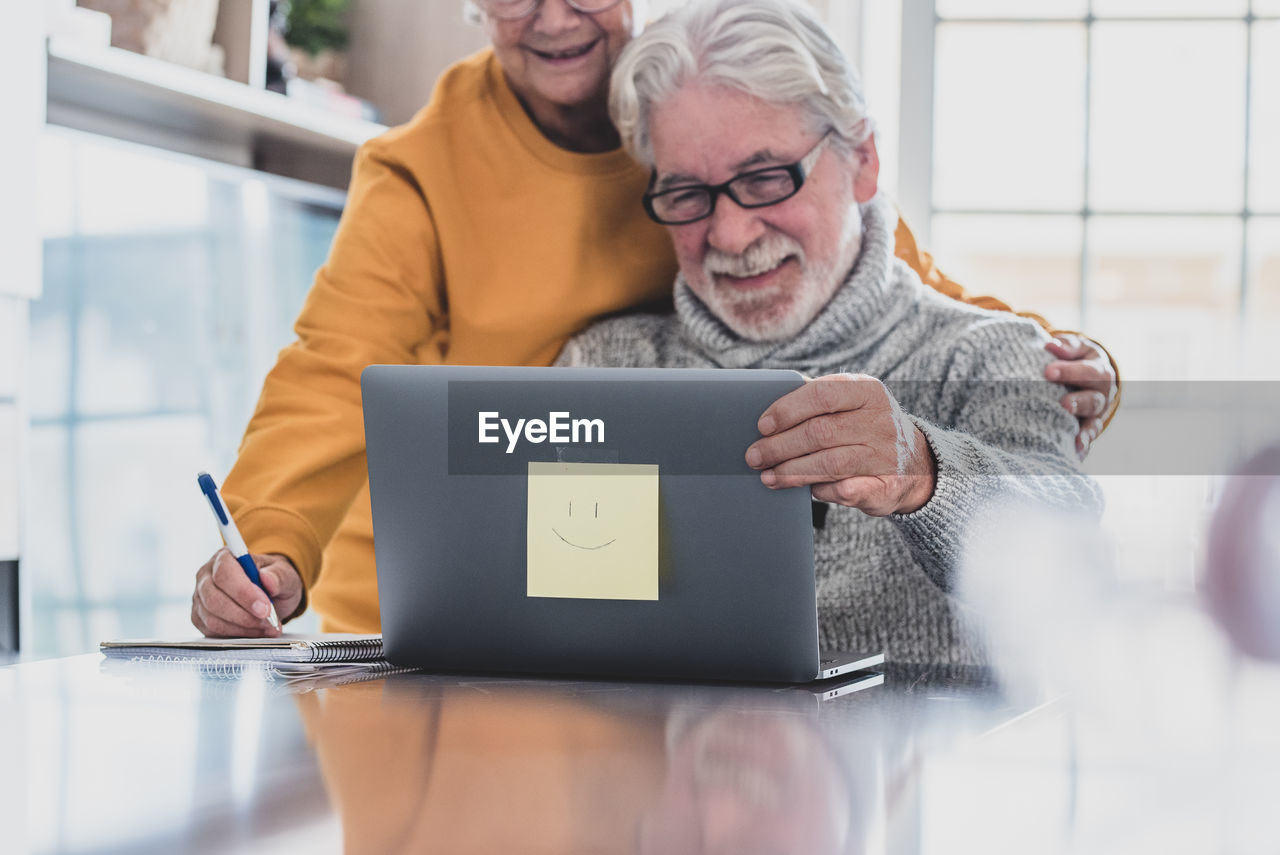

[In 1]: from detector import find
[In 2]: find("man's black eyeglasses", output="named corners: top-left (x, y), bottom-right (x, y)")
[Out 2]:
top-left (642, 133), bottom-right (832, 226)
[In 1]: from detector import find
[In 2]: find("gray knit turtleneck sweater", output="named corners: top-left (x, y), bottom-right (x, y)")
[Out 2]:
top-left (557, 196), bottom-right (1102, 665)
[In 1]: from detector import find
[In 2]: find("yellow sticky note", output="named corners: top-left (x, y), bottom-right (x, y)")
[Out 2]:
top-left (527, 461), bottom-right (659, 600)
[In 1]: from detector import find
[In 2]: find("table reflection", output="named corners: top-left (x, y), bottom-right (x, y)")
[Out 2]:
top-left (25, 650), bottom-right (1277, 855)
top-left (297, 666), bottom-right (1010, 855)
top-left (637, 703), bottom-right (868, 854)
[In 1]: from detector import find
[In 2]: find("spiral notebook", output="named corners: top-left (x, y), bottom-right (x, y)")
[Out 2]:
top-left (100, 633), bottom-right (387, 664)
top-left (99, 655), bottom-right (415, 691)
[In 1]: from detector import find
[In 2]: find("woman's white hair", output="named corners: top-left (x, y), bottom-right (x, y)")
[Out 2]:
top-left (610, 0), bottom-right (874, 168)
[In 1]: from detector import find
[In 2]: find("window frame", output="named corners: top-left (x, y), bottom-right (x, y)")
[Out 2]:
top-left (898, 0), bottom-right (1274, 326)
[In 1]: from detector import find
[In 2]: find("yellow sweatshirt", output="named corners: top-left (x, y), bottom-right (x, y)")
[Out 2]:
top-left (224, 49), bottom-right (1108, 632)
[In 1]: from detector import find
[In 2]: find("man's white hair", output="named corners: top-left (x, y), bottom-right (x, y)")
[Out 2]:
top-left (609, 0), bottom-right (874, 169)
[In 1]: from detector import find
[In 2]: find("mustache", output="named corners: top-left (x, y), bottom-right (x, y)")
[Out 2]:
top-left (703, 233), bottom-right (805, 279)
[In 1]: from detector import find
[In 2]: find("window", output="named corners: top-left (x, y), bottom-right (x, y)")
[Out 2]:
top-left (28, 129), bottom-right (341, 656)
top-left (919, 0), bottom-right (1278, 382)
top-left (899, 1), bottom-right (1280, 591)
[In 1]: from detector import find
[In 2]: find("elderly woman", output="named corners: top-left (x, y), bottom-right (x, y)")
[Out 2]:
top-left (191, 0), bottom-right (1115, 638)
top-left (559, 0), bottom-right (1103, 664)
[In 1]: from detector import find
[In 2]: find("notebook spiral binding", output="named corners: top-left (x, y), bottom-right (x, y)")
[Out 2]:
top-left (307, 638), bottom-right (385, 662)
top-left (109, 656), bottom-right (418, 696)
top-left (130, 655), bottom-right (275, 679)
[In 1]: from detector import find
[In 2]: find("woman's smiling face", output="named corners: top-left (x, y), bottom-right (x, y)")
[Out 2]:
top-left (484, 0), bottom-right (638, 121)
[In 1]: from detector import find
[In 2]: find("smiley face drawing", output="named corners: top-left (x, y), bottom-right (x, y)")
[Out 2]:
top-left (527, 461), bottom-right (659, 601)
top-left (552, 499), bottom-right (616, 551)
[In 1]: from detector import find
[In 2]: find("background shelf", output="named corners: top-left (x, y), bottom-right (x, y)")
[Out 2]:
top-left (46, 38), bottom-right (388, 188)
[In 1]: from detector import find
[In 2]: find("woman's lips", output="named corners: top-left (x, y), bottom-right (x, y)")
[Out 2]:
top-left (528, 38), bottom-right (600, 66)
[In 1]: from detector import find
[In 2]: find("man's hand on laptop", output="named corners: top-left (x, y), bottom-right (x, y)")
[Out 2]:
top-left (191, 550), bottom-right (303, 638)
top-left (745, 374), bottom-right (937, 516)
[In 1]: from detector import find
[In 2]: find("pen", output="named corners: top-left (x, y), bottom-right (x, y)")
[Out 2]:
top-left (197, 471), bottom-right (281, 630)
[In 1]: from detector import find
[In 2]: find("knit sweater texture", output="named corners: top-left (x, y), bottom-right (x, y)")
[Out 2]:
top-left (559, 196), bottom-right (1103, 664)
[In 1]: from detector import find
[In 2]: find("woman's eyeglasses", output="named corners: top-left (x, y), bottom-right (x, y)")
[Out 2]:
top-left (475, 0), bottom-right (625, 21)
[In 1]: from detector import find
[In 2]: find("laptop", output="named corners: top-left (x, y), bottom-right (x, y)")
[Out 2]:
top-left (362, 365), bottom-right (884, 684)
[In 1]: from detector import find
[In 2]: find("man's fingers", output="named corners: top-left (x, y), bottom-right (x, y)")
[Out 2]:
top-left (1060, 389), bottom-right (1109, 419)
top-left (748, 410), bottom-right (866, 471)
top-left (811, 478), bottom-right (872, 507)
top-left (810, 478), bottom-right (902, 516)
top-left (759, 446), bottom-right (874, 490)
top-left (757, 374), bottom-right (877, 436)
top-left (1045, 359), bottom-right (1114, 393)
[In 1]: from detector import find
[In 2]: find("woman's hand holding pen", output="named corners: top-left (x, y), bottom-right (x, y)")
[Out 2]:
top-left (191, 550), bottom-right (303, 638)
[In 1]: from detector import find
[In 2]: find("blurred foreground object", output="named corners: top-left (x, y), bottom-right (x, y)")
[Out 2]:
top-left (958, 501), bottom-right (1114, 700)
top-left (77, 0), bottom-right (224, 74)
top-left (1204, 445), bottom-right (1280, 661)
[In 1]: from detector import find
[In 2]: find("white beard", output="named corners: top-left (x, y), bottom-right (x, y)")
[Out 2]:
top-left (693, 202), bottom-right (864, 342)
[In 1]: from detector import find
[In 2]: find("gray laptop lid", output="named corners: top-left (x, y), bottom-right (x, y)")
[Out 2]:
top-left (363, 364), bottom-right (826, 683)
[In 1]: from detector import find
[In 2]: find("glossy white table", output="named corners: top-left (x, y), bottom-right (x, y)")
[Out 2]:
top-left (2, 642), bottom-right (1277, 854)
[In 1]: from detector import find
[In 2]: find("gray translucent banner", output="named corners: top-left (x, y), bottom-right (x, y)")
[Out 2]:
top-left (444, 379), bottom-right (1280, 477)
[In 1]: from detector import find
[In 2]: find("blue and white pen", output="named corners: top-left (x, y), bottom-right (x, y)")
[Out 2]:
top-left (197, 471), bottom-right (280, 630)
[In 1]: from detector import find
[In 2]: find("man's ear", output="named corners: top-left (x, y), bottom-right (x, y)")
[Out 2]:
top-left (851, 135), bottom-right (880, 203)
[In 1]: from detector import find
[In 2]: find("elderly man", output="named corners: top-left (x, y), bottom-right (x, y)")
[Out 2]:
top-left (558, 0), bottom-right (1102, 664)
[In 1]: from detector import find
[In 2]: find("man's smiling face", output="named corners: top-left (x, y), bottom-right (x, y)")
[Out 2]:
top-left (649, 84), bottom-right (879, 341)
